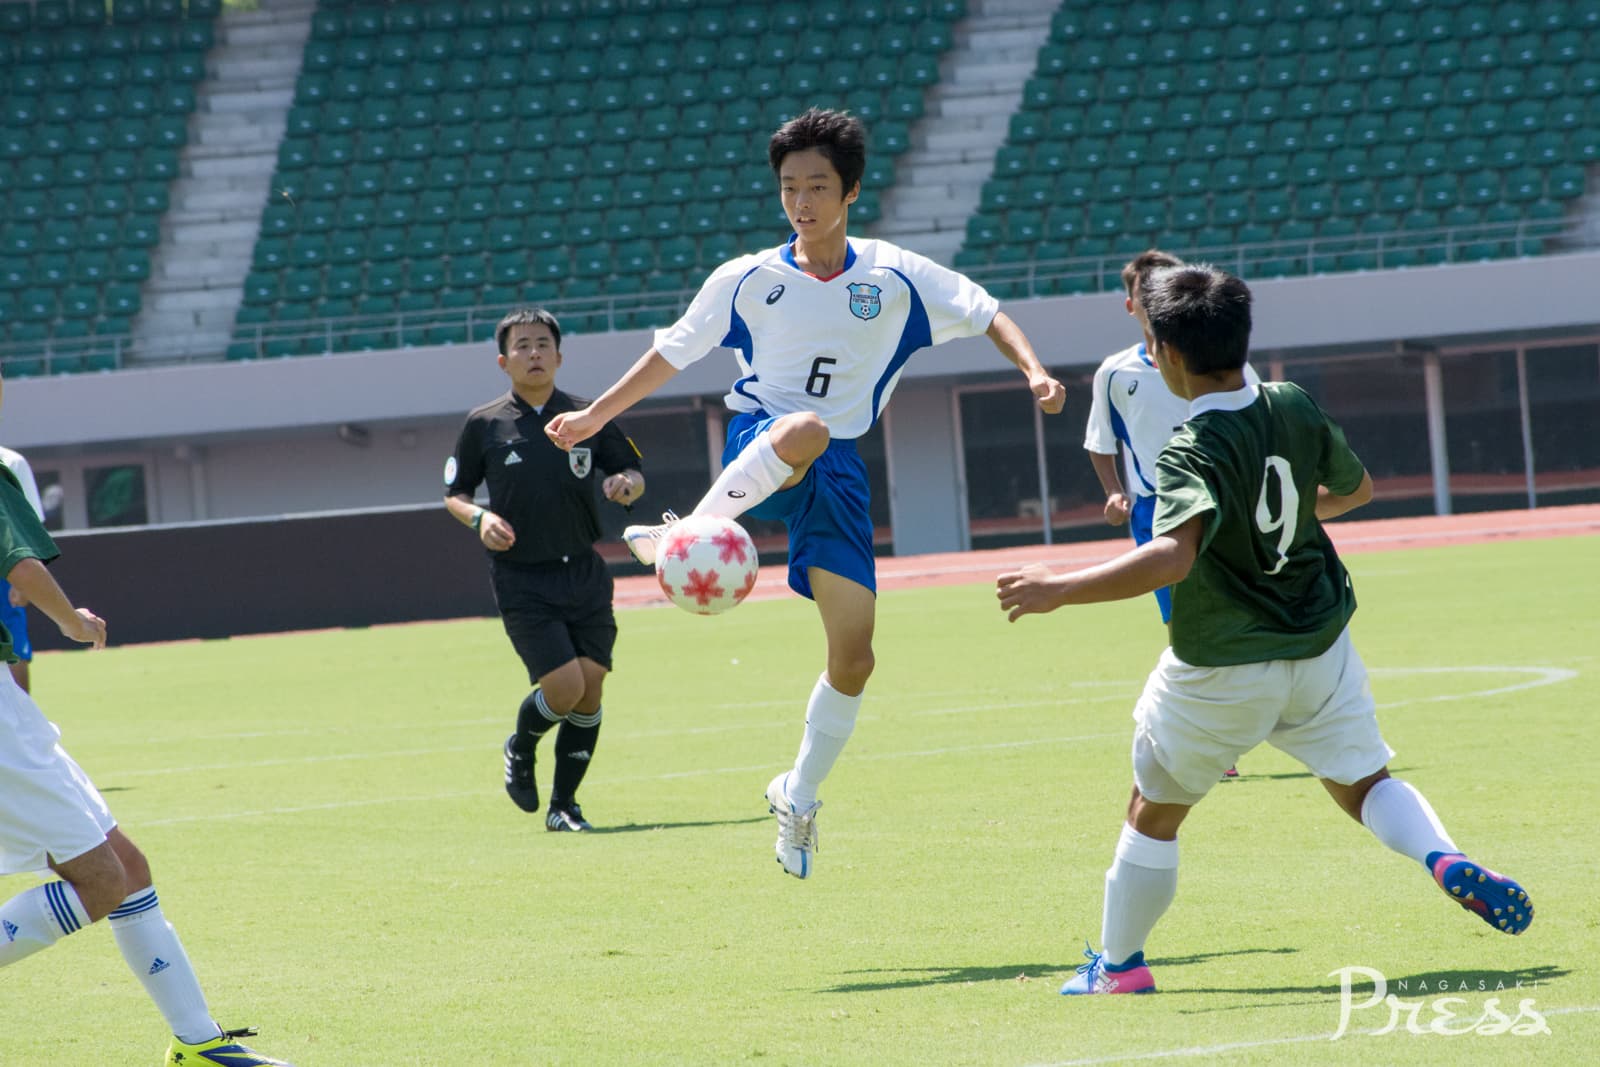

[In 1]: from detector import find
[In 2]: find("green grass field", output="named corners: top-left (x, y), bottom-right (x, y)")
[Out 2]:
top-left (4, 536), bottom-right (1598, 1065)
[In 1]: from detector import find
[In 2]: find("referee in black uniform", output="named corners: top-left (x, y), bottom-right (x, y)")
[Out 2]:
top-left (445, 308), bottom-right (644, 832)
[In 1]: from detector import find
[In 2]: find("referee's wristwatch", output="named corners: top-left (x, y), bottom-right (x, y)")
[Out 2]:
top-left (470, 507), bottom-right (485, 531)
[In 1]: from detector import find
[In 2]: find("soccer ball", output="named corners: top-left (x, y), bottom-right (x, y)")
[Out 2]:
top-left (655, 514), bottom-right (759, 615)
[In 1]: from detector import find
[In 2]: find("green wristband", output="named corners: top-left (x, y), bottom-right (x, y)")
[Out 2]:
top-left (470, 507), bottom-right (485, 531)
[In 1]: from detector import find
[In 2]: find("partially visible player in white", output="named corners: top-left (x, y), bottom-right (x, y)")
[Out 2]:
top-left (1085, 251), bottom-right (1260, 780)
top-left (0, 445), bottom-right (46, 692)
top-left (547, 108), bottom-right (1065, 879)
top-left (0, 377), bottom-right (292, 1064)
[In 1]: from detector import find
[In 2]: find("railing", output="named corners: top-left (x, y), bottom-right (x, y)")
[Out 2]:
top-left (2, 213), bottom-right (1593, 376)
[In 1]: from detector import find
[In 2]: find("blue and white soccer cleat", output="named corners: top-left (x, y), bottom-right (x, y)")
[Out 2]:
top-left (1430, 852), bottom-right (1533, 935)
top-left (164, 1026), bottom-right (293, 1065)
top-left (1059, 944), bottom-right (1157, 995)
top-left (622, 509), bottom-right (679, 567)
top-left (765, 773), bottom-right (820, 879)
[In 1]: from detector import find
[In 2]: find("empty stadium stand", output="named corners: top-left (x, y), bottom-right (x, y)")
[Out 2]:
top-left (227, 0), bottom-right (967, 360)
top-left (0, 0), bottom-right (218, 374)
top-left (958, 0), bottom-right (1598, 296)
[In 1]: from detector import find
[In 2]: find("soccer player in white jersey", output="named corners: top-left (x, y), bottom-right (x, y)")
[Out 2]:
top-left (1086, 251), bottom-right (1260, 781)
top-left (548, 108), bottom-right (1065, 878)
top-left (0, 382), bottom-right (294, 1063)
top-left (999, 265), bottom-right (1530, 996)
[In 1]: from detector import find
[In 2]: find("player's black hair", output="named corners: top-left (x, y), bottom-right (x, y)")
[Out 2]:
top-left (1120, 249), bottom-right (1183, 300)
top-left (768, 108), bottom-right (867, 196)
top-left (1140, 265), bottom-right (1253, 375)
top-left (495, 307), bottom-right (562, 356)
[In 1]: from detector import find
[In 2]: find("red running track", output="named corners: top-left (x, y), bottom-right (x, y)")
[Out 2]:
top-left (618, 503), bottom-right (1600, 610)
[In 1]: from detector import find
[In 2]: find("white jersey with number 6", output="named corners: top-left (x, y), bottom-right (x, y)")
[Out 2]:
top-left (653, 237), bottom-right (999, 439)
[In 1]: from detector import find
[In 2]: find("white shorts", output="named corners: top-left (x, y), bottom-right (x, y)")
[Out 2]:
top-left (0, 672), bottom-right (115, 875)
top-left (1131, 627), bottom-right (1395, 805)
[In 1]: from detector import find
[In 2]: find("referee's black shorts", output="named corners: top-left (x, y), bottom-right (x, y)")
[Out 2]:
top-left (490, 551), bottom-right (617, 683)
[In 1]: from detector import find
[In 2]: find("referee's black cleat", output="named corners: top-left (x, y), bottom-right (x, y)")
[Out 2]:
top-left (503, 734), bottom-right (539, 813)
top-left (546, 801), bottom-right (593, 832)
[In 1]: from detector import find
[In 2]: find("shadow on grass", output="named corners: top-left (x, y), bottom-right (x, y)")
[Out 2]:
top-left (1173, 963), bottom-right (1570, 1001)
top-left (822, 963), bottom-right (1071, 993)
top-left (586, 816), bottom-right (768, 835)
top-left (823, 946), bottom-right (1310, 993)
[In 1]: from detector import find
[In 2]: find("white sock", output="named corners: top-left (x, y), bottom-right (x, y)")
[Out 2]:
top-left (1360, 777), bottom-right (1458, 865)
top-left (0, 880), bottom-right (90, 967)
top-left (107, 889), bottom-right (220, 1045)
top-left (693, 433), bottom-right (795, 519)
top-left (1101, 823), bottom-right (1179, 967)
top-left (786, 675), bottom-right (861, 809)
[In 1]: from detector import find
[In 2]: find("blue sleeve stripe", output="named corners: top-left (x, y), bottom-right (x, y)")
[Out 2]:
top-left (721, 263), bottom-right (763, 402)
top-left (869, 268), bottom-right (932, 427)
top-left (1105, 370), bottom-right (1156, 495)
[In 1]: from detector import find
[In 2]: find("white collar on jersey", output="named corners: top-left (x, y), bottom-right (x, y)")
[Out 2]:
top-left (1188, 380), bottom-right (1260, 418)
top-left (780, 234), bottom-right (859, 278)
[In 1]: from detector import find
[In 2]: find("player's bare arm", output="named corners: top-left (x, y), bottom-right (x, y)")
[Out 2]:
top-left (1316, 469), bottom-right (1374, 520)
top-left (446, 492), bottom-right (516, 551)
top-left (6, 557), bottom-right (105, 648)
top-left (602, 469), bottom-right (646, 505)
top-left (546, 349), bottom-right (680, 450)
top-left (986, 312), bottom-right (1066, 413)
top-left (1088, 451), bottom-right (1132, 525)
top-left (997, 516), bottom-right (1202, 622)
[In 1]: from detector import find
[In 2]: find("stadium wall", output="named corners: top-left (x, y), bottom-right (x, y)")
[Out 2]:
top-left (6, 253), bottom-right (1599, 542)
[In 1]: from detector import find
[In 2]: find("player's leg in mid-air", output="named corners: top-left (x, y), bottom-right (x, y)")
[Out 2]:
top-left (1277, 630), bottom-right (1533, 936)
top-left (623, 411), bottom-right (826, 564)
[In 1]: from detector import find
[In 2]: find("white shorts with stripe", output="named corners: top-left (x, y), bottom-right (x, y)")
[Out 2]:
top-left (1131, 627), bottom-right (1395, 806)
top-left (0, 671), bottom-right (115, 875)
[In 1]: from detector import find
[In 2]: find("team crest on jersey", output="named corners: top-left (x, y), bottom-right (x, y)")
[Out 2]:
top-left (568, 447), bottom-right (592, 478)
top-left (847, 283), bottom-right (882, 321)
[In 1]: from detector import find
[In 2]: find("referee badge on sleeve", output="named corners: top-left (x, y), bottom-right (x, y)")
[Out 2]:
top-left (443, 456), bottom-right (458, 486)
top-left (568, 447), bottom-right (592, 478)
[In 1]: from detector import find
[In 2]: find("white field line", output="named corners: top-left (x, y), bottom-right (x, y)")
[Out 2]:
top-left (136, 732), bottom-right (1125, 825)
top-left (104, 696), bottom-right (1131, 779)
top-left (1029, 1004), bottom-right (1600, 1067)
top-left (106, 664), bottom-right (1576, 807)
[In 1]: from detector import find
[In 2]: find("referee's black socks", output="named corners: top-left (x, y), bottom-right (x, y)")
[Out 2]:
top-left (512, 688), bottom-right (562, 751)
top-left (551, 708), bottom-right (602, 806)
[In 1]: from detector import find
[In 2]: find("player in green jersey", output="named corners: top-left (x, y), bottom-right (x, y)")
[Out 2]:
top-left (997, 264), bottom-right (1532, 996)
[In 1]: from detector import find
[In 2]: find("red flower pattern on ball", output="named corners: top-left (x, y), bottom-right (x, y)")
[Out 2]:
top-left (655, 514), bottom-right (760, 615)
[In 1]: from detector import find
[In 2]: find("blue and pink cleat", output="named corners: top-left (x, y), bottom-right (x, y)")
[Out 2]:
top-left (1059, 945), bottom-right (1157, 995)
top-left (1428, 851), bottom-right (1533, 935)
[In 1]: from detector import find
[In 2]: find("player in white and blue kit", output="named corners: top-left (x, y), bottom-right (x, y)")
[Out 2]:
top-left (0, 445), bottom-right (45, 692)
top-left (1085, 252), bottom-right (1259, 624)
top-left (548, 109), bottom-right (1065, 878)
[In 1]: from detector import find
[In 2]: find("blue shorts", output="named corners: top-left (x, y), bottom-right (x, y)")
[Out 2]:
top-left (725, 411), bottom-right (875, 601)
top-left (1129, 493), bottom-right (1173, 624)
top-left (0, 580), bottom-right (31, 662)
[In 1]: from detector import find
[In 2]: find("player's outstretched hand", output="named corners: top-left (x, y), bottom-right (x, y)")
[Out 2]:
top-left (478, 510), bottom-right (516, 552)
top-left (545, 409), bottom-right (599, 451)
top-left (996, 563), bottom-right (1065, 622)
top-left (1031, 374), bottom-right (1066, 415)
top-left (1104, 492), bottom-right (1131, 526)
top-left (61, 608), bottom-right (106, 649)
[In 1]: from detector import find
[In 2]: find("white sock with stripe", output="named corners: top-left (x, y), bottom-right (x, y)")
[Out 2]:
top-left (1101, 824), bottom-right (1179, 967)
top-left (786, 675), bottom-right (861, 809)
top-left (693, 433), bottom-right (795, 519)
top-left (108, 889), bottom-right (220, 1045)
top-left (0, 880), bottom-right (90, 967)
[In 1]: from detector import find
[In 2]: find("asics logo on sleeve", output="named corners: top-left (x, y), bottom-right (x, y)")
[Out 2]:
top-left (766, 284), bottom-right (785, 305)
